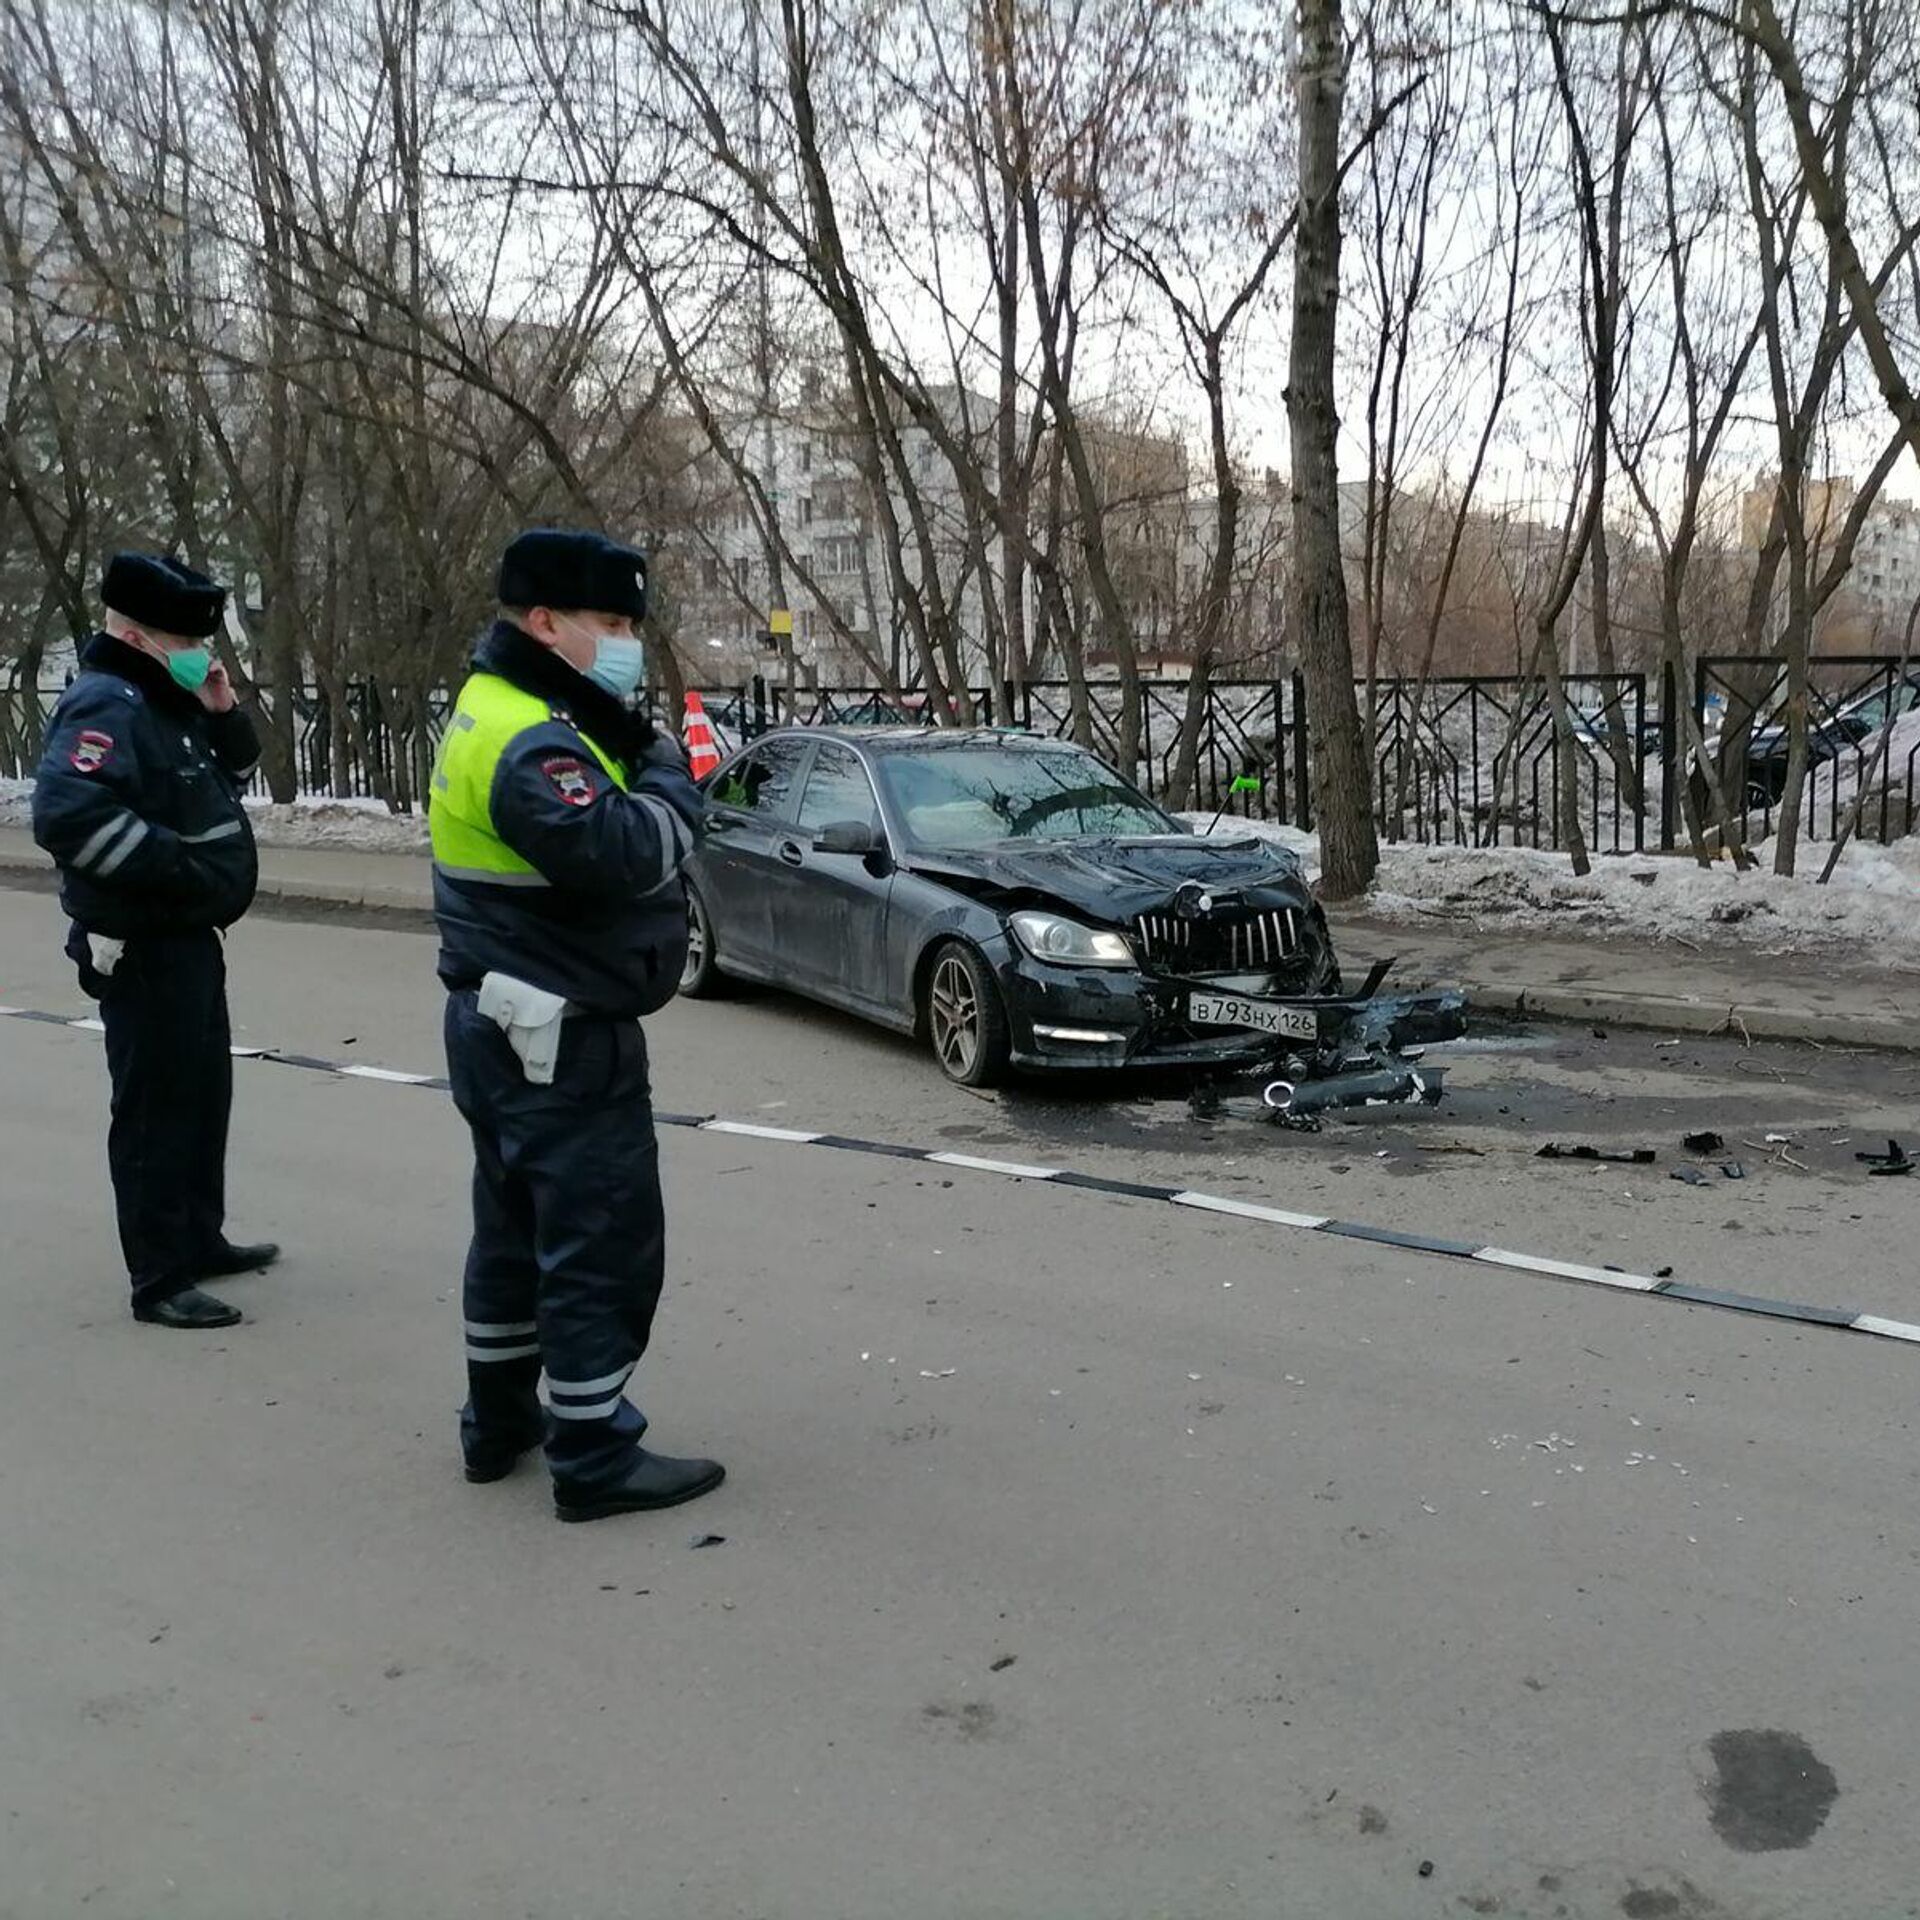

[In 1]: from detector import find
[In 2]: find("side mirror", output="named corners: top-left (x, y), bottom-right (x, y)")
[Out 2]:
top-left (813, 819), bottom-right (886, 857)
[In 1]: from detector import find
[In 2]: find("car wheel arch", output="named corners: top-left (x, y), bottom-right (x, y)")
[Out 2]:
top-left (912, 930), bottom-right (981, 1037)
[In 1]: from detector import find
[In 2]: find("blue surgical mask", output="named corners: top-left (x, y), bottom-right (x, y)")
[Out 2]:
top-left (583, 631), bottom-right (646, 700)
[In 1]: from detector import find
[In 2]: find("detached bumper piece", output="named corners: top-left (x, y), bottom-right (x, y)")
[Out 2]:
top-left (1180, 959), bottom-right (1468, 1131)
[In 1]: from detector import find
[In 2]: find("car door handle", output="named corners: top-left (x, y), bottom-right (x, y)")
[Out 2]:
top-left (706, 813), bottom-right (740, 835)
top-left (777, 839), bottom-right (805, 868)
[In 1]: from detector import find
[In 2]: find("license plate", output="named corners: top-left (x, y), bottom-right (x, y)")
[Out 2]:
top-left (1187, 992), bottom-right (1319, 1041)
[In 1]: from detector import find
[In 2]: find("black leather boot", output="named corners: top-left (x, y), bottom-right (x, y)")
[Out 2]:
top-left (197, 1241), bottom-right (281, 1278)
top-left (553, 1449), bottom-right (726, 1522)
top-left (463, 1419), bottom-right (547, 1485)
top-left (134, 1286), bottom-right (242, 1330)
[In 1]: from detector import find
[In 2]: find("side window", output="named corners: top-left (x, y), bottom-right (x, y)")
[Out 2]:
top-left (796, 744), bottom-right (881, 833)
top-left (711, 736), bottom-right (806, 817)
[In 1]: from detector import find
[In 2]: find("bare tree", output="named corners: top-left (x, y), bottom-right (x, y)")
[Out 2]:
top-left (1290, 0), bottom-right (1380, 897)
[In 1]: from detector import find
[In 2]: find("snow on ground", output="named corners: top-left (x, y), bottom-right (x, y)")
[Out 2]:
top-left (4, 770), bottom-right (1910, 959)
top-left (0, 777), bottom-right (430, 853)
top-left (1182, 812), bottom-right (1920, 960)
top-left (241, 798), bottom-right (429, 853)
top-left (1822, 710), bottom-right (1920, 828)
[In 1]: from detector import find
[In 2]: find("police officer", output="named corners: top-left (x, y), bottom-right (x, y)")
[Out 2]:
top-left (432, 529), bottom-right (720, 1522)
top-left (31, 554), bottom-right (277, 1330)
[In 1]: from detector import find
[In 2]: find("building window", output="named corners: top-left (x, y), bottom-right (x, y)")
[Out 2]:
top-left (702, 556), bottom-right (721, 590)
top-left (801, 440), bottom-right (813, 474)
top-left (819, 534), bottom-right (863, 577)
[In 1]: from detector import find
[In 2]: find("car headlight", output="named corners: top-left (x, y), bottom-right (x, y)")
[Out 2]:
top-left (1010, 910), bottom-right (1136, 968)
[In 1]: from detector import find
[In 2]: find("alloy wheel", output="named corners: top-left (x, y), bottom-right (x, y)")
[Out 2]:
top-left (929, 953), bottom-right (980, 1078)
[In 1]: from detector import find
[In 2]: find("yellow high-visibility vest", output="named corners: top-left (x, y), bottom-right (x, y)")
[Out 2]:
top-left (428, 673), bottom-right (626, 883)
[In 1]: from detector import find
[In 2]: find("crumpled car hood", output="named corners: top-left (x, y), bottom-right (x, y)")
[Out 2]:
top-left (907, 833), bottom-right (1311, 922)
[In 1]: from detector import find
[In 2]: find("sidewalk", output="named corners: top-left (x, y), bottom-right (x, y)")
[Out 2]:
top-left (1, 826), bottom-right (1911, 1051)
top-left (1338, 912), bottom-right (1914, 1053)
top-left (0, 825), bottom-right (432, 915)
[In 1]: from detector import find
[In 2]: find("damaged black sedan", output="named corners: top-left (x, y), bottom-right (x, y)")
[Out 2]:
top-left (681, 727), bottom-right (1377, 1088)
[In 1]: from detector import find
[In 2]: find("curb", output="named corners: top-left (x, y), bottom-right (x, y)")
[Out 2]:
top-left (254, 873), bottom-right (433, 916)
top-left (3, 847), bottom-right (1910, 1052)
top-left (1481, 982), bottom-right (1916, 1054)
top-left (0, 846), bottom-right (433, 919)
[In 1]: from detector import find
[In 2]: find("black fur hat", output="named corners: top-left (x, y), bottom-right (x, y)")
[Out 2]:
top-left (497, 529), bottom-right (649, 619)
top-left (100, 552), bottom-right (227, 640)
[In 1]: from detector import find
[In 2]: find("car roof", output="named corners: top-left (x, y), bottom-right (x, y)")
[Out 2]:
top-left (751, 726), bottom-right (1090, 755)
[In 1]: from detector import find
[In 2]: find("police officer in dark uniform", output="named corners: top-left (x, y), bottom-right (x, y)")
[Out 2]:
top-left (32, 554), bottom-right (277, 1330)
top-left (431, 529), bottom-right (720, 1522)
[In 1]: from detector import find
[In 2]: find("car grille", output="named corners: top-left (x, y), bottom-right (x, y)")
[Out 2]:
top-left (1132, 906), bottom-right (1303, 974)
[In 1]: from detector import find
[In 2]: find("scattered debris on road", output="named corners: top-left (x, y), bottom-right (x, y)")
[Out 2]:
top-left (689, 1533), bottom-right (727, 1550)
top-left (1184, 958), bottom-right (1467, 1132)
top-left (1858, 1138), bottom-right (1915, 1177)
top-left (1538, 1143), bottom-right (1656, 1165)
top-left (1683, 1130), bottom-right (1726, 1154)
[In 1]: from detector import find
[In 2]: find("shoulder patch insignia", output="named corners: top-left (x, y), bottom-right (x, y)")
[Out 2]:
top-left (541, 756), bottom-right (596, 807)
top-left (70, 729), bottom-right (114, 775)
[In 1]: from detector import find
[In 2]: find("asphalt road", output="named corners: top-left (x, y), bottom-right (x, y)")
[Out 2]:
top-left (2, 885), bottom-right (1918, 1920)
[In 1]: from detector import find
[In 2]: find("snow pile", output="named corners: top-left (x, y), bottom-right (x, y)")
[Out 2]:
top-left (1184, 811), bottom-right (1920, 958)
top-left (6, 768), bottom-right (1910, 956)
top-left (1821, 711), bottom-right (1920, 834)
top-left (243, 798), bottom-right (428, 854)
top-left (1, 777), bottom-right (429, 854)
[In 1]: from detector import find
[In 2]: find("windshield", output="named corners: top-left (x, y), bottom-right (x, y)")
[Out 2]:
top-left (1845, 678), bottom-right (1920, 730)
top-left (876, 746), bottom-right (1178, 849)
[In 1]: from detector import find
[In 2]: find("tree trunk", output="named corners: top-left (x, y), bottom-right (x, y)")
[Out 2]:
top-left (997, 164), bottom-right (1028, 703)
top-left (1287, 0), bottom-right (1378, 899)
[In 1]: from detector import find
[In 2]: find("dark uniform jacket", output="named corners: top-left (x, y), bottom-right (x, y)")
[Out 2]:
top-left (32, 633), bottom-right (260, 938)
top-left (430, 622), bottom-right (704, 1019)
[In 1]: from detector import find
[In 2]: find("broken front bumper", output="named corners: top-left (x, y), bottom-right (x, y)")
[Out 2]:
top-left (1162, 958), bottom-right (1471, 1125)
top-left (996, 948), bottom-right (1310, 1069)
top-left (997, 948), bottom-right (1467, 1087)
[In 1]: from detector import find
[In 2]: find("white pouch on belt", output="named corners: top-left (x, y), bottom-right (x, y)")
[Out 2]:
top-left (476, 971), bottom-right (570, 1085)
top-left (87, 933), bottom-right (126, 978)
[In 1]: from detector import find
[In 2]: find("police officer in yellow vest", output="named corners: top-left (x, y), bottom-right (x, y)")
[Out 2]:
top-left (431, 529), bottom-right (721, 1521)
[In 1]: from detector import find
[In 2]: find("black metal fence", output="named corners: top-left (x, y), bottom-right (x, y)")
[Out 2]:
top-left (7, 657), bottom-right (1914, 855)
top-left (747, 676), bottom-right (1316, 831)
top-left (1693, 654), bottom-right (1920, 847)
top-left (1368, 672), bottom-right (1653, 854)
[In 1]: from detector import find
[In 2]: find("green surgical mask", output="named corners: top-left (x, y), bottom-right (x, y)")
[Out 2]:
top-left (166, 647), bottom-right (212, 692)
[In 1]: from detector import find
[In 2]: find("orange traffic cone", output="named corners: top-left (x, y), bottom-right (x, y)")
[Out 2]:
top-left (683, 690), bottom-right (722, 779)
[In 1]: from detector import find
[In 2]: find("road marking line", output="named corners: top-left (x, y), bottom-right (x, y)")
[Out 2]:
top-left (928, 1152), bottom-right (1064, 1180)
top-left (1, 1001), bottom-right (1904, 1348)
top-left (1170, 1192), bottom-right (1330, 1230)
top-left (1474, 1249), bottom-right (1666, 1292)
top-left (701, 1120), bottom-right (826, 1143)
top-left (1852, 1314), bottom-right (1920, 1344)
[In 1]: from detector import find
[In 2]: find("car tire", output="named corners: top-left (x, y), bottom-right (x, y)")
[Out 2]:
top-left (923, 941), bottom-right (1012, 1089)
top-left (679, 886), bottom-right (729, 999)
